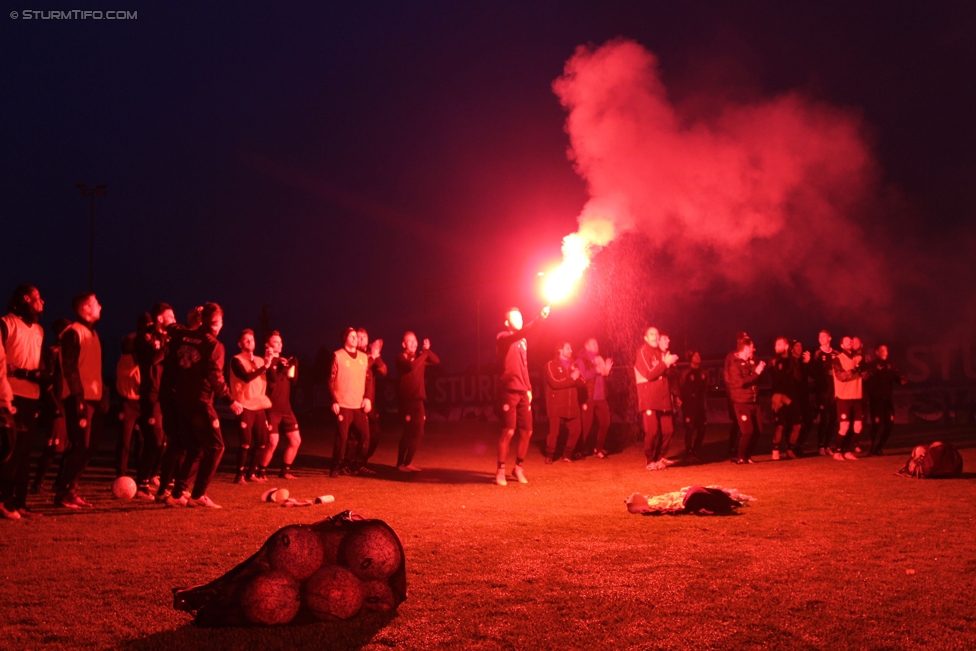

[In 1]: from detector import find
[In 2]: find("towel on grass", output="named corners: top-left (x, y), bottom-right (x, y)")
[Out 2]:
top-left (626, 485), bottom-right (755, 516)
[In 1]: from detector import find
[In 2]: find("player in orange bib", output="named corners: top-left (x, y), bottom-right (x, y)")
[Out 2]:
top-left (229, 329), bottom-right (273, 484)
top-left (0, 285), bottom-right (47, 518)
top-left (329, 328), bottom-right (371, 478)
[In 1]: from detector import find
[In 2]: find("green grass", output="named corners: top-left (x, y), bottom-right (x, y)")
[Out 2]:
top-left (2, 421), bottom-right (975, 650)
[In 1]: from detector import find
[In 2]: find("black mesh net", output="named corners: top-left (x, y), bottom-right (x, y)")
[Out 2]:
top-left (173, 510), bottom-right (407, 627)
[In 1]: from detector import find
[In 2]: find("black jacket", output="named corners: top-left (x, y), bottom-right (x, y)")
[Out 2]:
top-left (727, 356), bottom-right (762, 404)
top-left (812, 348), bottom-right (837, 397)
top-left (364, 355), bottom-right (388, 404)
top-left (496, 318), bottom-right (541, 394)
top-left (397, 349), bottom-right (439, 403)
top-left (865, 359), bottom-right (905, 400)
top-left (770, 355), bottom-right (799, 399)
top-left (680, 367), bottom-right (708, 411)
top-left (266, 356), bottom-right (298, 413)
top-left (169, 327), bottom-right (230, 405)
top-left (134, 328), bottom-right (169, 404)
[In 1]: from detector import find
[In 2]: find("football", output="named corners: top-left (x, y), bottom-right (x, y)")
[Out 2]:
top-left (240, 570), bottom-right (301, 626)
top-left (304, 565), bottom-right (364, 620)
top-left (267, 525), bottom-right (325, 582)
top-left (111, 476), bottom-right (137, 500)
top-left (344, 524), bottom-right (402, 581)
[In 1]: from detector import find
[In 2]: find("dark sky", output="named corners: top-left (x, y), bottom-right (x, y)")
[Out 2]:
top-left (3, 1), bottom-right (975, 370)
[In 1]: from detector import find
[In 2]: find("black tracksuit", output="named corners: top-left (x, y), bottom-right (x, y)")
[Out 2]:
top-left (266, 357), bottom-right (297, 415)
top-left (769, 354), bottom-right (801, 452)
top-left (32, 343), bottom-right (65, 491)
top-left (169, 327), bottom-right (230, 500)
top-left (396, 348), bottom-right (439, 467)
top-left (153, 325), bottom-right (188, 497)
top-left (134, 327), bottom-right (171, 490)
top-left (364, 354), bottom-right (387, 461)
top-left (727, 356), bottom-right (763, 462)
top-left (723, 351), bottom-right (740, 457)
top-left (866, 359), bottom-right (904, 455)
top-left (813, 348), bottom-right (838, 449)
top-left (680, 367), bottom-right (708, 456)
top-left (791, 353), bottom-right (814, 450)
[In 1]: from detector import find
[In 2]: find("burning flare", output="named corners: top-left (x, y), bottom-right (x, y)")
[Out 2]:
top-left (542, 233), bottom-right (592, 304)
top-left (543, 216), bottom-right (616, 305)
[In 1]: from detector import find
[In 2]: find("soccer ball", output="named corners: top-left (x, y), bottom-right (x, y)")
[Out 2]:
top-left (344, 524), bottom-right (402, 581)
top-left (361, 580), bottom-right (396, 612)
top-left (317, 528), bottom-right (347, 566)
top-left (240, 570), bottom-right (301, 626)
top-left (112, 476), bottom-right (137, 500)
top-left (268, 525), bottom-right (325, 582)
top-left (304, 565), bottom-right (364, 620)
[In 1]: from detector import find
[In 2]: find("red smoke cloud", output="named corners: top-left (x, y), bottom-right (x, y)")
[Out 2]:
top-left (552, 39), bottom-right (890, 312)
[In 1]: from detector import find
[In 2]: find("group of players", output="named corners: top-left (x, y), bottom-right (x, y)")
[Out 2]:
top-left (1, 284), bottom-right (910, 513)
top-left (0, 284), bottom-right (442, 517)
top-left (713, 329), bottom-right (906, 466)
top-left (495, 309), bottom-right (906, 486)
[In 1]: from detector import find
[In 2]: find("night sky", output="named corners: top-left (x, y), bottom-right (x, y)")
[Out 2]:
top-left (3, 1), bottom-right (975, 370)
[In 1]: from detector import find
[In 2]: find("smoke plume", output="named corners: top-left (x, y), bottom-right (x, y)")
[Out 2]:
top-left (552, 39), bottom-right (890, 313)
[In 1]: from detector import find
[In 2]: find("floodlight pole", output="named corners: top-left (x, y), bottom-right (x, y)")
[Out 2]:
top-left (75, 183), bottom-right (107, 291)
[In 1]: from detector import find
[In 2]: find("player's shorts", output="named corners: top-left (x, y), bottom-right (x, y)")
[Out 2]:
top-left (836, 398), bottom-right (863, 423)
top-left (268, 411), bottom-right (299, 434)
top-left (772, 394), bottom-right (800, 427)
top-left (497, 390), bottom-right (532, 432)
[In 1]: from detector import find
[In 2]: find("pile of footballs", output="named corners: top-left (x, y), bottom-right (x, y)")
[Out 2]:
top-left (174, 511), bottom-right (406, 627)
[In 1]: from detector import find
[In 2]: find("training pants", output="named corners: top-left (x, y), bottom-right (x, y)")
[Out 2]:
top-left (869, 397), bottom-right (895, 454)
top-left (683, 404), bottom-right (707, 455)
top-left (172, 401), bottom-right (225, 500)
top-left (114, 398), bottom-right (141, 477)
top-left (333, 407), bottom-right (369, 472)
top-left (733, 402), bottom-right (762, 462)
top-left (397, 400), bottom-right (426, 467)
top-left (546, 415), bottom-right (581, 458)
top-left (581, 399), bottom-right (611, 453)
top-left (642, 409), bottom-right (674, 463)
top-left (0, 396), bottom-right (39, 510)
top-left (59, 399), bottom-right (104, 495)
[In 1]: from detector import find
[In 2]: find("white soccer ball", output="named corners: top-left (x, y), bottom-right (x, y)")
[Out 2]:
top-left (112, 476), bottom-right (137, 500)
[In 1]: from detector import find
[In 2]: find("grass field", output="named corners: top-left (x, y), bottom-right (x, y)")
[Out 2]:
top-left (2, 419), bottom-right (975, 650)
